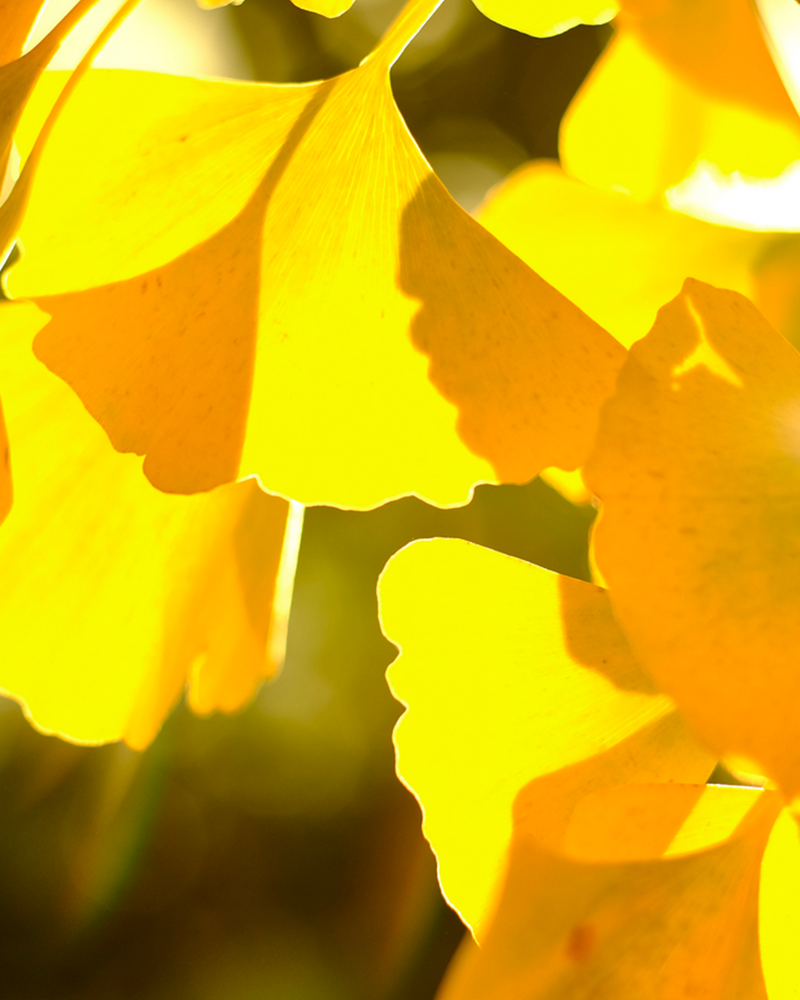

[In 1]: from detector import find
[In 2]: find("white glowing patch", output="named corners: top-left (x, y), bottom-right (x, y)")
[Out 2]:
top-left (268, 500), bottom-right (305, 673)
top-left (26, 0), bottom-right (251, 78)
top-left (756, 0), bottom-right (800, 116)
top-left (667, 159), bottom-right (800, 232)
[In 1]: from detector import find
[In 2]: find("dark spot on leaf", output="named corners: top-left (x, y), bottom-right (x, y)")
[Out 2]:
top-left (566, 924), bottom-right (595, 963)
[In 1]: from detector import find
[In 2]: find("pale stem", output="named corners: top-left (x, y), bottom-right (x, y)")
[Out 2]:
top-left (363, 0), bottom-right (446, 70)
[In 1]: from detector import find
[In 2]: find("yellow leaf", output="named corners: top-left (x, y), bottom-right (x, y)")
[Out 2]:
top-left (379, 538), bottom-right (714, 937)
top-left (759, 807), bottom-right (800, 1000)
top-left (585, 278), bottom-right (800, 796)
top-left (438, 781), bottom-right (781, 1000)
top-left (619, 0), bottom-right (796, 120)
top-left (476, 160), bottom-right (773, 349)
top-left (0, 392), bottom-right (11, 527)
top-left (8, 3), bottom-right (624, 509)
top-left (0, 0), bottom-right (48, 64)
top-left (539, 466), bottom-right (592, 504)
top-left (1, 0), bottom-right (101, 189)
top-left (0, 301), bottom-right (291, 749)
top-left (470, 0), bottom-right (618, 37)
top-left (0, 0), bottom-right (137, 263)
top-left (290, 0), bottom-right (356, 17)
top-left (562, 4), bottom-right (800, 203)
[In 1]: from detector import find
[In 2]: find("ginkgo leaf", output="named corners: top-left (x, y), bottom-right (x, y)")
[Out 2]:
top-left (7, 0), bottom-right (624, 510)
top-left (0, 397), bottom-right (11, 526)
top-left (562, 0), bottom-right (800, 202)
top-left (759, 806), bottom-right (800, 1000)
top-left (470, 0), bottom-right (617, 38)
top-left (437, 781), bottom-right (781, 1000)
top-left (476, 161), bottom-right (774, 349)
top-left (379, 538), bottom-right (715, 937)
top-left (1, 0), bottom-right (100, 187)
top-left (0, 0), bottom-right (48, 65)
top-left (585, 278), bottom-right (800, 797)
top-left (0, 301), bottom-right (292, 750)
top-left (620, 0), bottom-right (794, 119)
top-left (0, 0), bottom-right (137, 264)
top-left (290, 0), bottom-right (356, 17)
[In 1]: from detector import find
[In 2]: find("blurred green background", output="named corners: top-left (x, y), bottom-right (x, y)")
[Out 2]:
top-left (0, 2), bottom-right (609, 997)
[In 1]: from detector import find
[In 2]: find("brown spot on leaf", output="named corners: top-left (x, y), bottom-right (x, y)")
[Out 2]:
top-left (566, 924), bottom-right (595, 963)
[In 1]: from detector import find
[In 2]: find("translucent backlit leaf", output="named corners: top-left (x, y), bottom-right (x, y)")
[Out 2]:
top-left (585, 279), bottom-right (800, 796)
top-left (619, 0), bottom-right (795, 119)
top-left (379, 538), bottom-right (714, 936)
top-left (0, 0), bottom-right (132, 262)
top-left (562, 5), bottom-right (800, 202)
top-left (470, 0), bottom-right (618, 38)
top-left (476, 161), bottom-right (772, 349)
top-left (1, 0), bottom-right (100, 190)
top-left (757, 0), bottom-right (800, 114)
top-left (0, 301), bottom-right (291, 749)
top-left (438, 782), bottom-right (781, 1000)
top-left (759, 807), bottom-right (800, 1000)
top-left (0, 0), bottom-right (48, 64)
top-left (0, 381), bottom-right (11, 525)
top-left (290, 0), bottom-right (355, 17)
top-left (8, 2), bottom-right (624, 509)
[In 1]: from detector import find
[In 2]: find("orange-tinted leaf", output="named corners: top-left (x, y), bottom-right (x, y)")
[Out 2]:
top-left (0, 301), bottom-right (292, 749)
top-left (619, 0), bottom-right (795, 120)
top-left (758, 0), bottom-right (800, 113)
top-left (470, 0), bottom-right (618, 37)
top-left (562, 9), bottom-right (800, 202)
top-left (750, 235), bottom-right (800, 351)
top-left (585, 279), bottom-right (800, 796)
top-left (0, 0), bottom-right (48, 64)
top-left (379, 538), bottom-right (714, 936)
top-left (476, 161), bottom-right (774, 349)
top-left (438, 782), bottom-right (780, 1000)
top-left (8, 12), bottom-right (623, 508)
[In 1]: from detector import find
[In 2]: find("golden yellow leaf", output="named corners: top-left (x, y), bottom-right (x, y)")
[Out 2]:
top-left (8, 0), bottom-right (624, 509)
top-left (476, 161), bottom-right (773, 349)
top-left (538, 466), bottom-right (592, 504)
top-left (0, 0), bottom-right (48, 65)
top-left (562, 2), bottom-right (800, 202)
top-left (438, 782), bottom-right (781, 1000)
top-left (759, 807), bottom-right (800, 1000)
top-left (470, 0), bottom-right (618, 37)
top-left (0, 395), bottom-right (11, 526)
top-left (379, 538), bottom-right (714, 937)
top-left (619, 0), bottom-right (795, 120)
top-left (1, 0), bottom-right (102, 190)
top-left (289, 0), bottom-right (356, 17)
top-left (0, 0), bottom-right (137, 264)
top-left (585, 278), bottom-right (800, 796)
top-left (0, 301), bottom-right (291, 749)
top-left (750, 235), bottom-right (800, 351)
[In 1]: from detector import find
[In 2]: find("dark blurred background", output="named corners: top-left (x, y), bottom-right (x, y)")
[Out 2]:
top-left (0, 2), bottom-right (608, 997)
